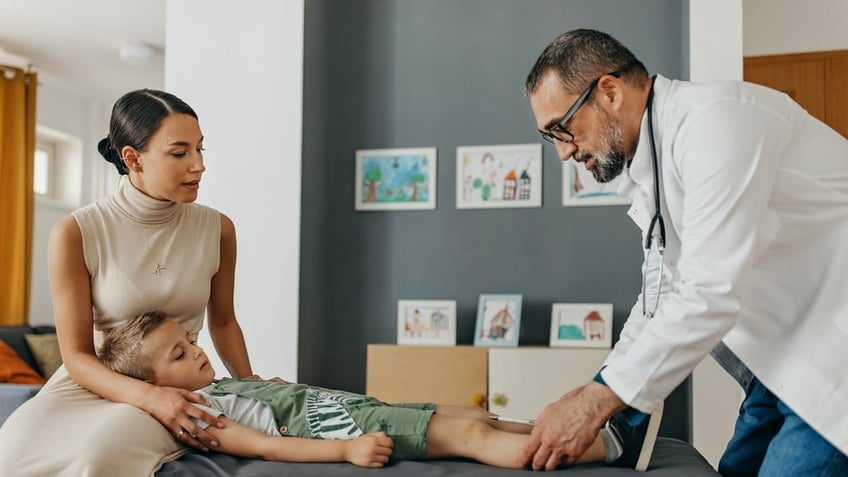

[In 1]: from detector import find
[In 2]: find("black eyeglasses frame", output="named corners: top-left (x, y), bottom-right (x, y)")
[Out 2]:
top-left (539, 70), bottom-right (622, 144)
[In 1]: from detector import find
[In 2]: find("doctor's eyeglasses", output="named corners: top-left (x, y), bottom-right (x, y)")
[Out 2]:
top-left (539, 70), bottom-right (622, 145)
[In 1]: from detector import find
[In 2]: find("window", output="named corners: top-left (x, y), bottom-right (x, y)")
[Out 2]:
top-left (33, 125), bottom-right (83, 209)
top-left (33, 140), bottom-right (55, 197)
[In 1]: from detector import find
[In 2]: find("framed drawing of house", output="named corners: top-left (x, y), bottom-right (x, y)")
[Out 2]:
top-left (396, 300), bottom-right (457, 346)
top-left (456, 144), bottom-right (542, 209)
top-left (474, 294), bottom-right (522, 347)
top-left (549, 303), bottom-right (613, 348)
top-left (355, 147), bottom-right (437, 211)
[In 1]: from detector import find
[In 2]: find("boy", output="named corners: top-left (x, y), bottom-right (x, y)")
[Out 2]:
top-left (98, 312), bottom-right (643, 469)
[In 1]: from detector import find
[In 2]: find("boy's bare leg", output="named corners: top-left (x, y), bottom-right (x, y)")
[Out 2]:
top-left (433, 405), bottom-right (532, 434)
top-left (426, 414), bottom-right (606, 469)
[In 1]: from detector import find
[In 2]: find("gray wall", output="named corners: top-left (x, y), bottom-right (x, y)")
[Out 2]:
top-left (300, 0), bottom-right (690, 440)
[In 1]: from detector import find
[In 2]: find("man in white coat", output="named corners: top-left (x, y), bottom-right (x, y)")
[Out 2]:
top-left (521, 28), bottom-right (848, 475)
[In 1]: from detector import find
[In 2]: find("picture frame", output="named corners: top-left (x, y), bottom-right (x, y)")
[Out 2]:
top-left (474, 294), bottom-right (523, 347)
top-left (456, 143), bottom-right (542, 209)
top-left (355, 147), bottom-right (437, 211)
top-left (561, 161), bottom-right (630, 206)
top-left (549, 303), bottom-right (613, 348)
top-left (397, 300), bottom-right (457, 346)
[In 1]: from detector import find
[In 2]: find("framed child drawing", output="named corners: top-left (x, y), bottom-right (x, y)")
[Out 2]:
top-left (562, 161), bottom-right (630, 206)
top-left (474, 294), bottom-right (522, 347)
top-left (397, 300), bottom-right (456, 346)
top-left (355, 147), bottom-right (437, 211)
top-left (456, 144), bottom-right (542, 209)
top-left (549, 303), bottom-right (613, 348)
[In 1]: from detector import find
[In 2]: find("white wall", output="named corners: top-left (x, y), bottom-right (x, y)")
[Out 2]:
top-left (164, 0), bottom-right (303, 381)
top-left (29, 81), bottom-right (111, 325)
top-left (743, 0), bottom-right (848, 56)
top-left (688, 0), bottom-right (745, 469)
top-left (690, 0), bottom-right (743, 81)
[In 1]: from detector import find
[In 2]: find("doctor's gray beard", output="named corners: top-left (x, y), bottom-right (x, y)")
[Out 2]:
top-left (587, 109), bottom-right (627, 183)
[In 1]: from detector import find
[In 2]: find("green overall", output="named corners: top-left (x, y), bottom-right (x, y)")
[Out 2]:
top-left (209, 378), bottom-right (435, 460)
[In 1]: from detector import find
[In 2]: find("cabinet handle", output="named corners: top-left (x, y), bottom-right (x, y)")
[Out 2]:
top-left (491, 393), bottom-right (508, 406)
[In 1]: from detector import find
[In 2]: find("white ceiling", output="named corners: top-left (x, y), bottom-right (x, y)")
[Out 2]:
top-left (3, 1), bottom-right (844, 104)
top-left (0, 0), bottom-right (165, 102)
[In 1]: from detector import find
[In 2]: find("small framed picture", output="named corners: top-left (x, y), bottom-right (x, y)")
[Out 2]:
top-left (456, 143), bottom-right (542, 209)
top-left (355, 147), bottom-right (437, 211)
top-left (562, 162), bottom-right (630, 206)
top-left (397, 300), bottom-right (456, 346)
top-left (549, 303), bottom-right (613, 348)
top-left (474, 294), bottom-right (523, 347)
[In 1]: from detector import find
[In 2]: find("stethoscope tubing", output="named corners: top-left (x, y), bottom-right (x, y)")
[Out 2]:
top-left (643, 75), bottom-right (665, 319)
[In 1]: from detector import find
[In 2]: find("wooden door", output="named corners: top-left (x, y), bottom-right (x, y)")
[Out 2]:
top-left (744, 50), bottom-right (848, 138)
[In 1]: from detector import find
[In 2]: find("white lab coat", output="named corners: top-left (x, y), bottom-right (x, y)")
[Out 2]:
top-left (600, 75), bottom-right (848, 454)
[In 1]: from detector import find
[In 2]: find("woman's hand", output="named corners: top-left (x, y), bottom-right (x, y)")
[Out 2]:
top-left (344, 432), bottom-right (394, 468)
top-left (144, 385), bottom-right (224, 451)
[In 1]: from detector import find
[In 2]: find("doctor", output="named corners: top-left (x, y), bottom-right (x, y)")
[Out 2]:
top-left (521, 29), bottom-right (848, 475)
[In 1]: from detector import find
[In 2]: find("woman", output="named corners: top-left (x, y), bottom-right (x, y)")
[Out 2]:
top-left (0, 89), bottom-right (256, 476)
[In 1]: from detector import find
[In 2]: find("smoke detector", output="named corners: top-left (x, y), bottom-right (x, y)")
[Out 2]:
top-left (119, 41), bottom-right (155, 66)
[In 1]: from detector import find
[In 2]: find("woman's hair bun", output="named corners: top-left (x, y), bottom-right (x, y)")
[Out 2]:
top-left (98, 137), bottom-right (129, 175)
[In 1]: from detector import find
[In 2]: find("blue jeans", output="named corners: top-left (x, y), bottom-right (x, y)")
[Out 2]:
top-left (718, 378), bottom-right (848, 477)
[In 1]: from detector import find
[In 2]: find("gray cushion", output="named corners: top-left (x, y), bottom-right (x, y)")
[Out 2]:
top-left (0, 325), bottom-right (56, 376)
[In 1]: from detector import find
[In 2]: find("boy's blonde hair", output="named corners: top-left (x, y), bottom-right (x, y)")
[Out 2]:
top-left (98, 311), bottom-right (168, 381)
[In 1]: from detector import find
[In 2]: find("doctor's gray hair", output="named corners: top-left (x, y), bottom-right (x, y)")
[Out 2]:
top-left (524, 29), bottom-right (649, 96)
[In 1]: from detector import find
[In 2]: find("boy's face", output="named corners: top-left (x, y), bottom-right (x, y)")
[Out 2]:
top-left (145, 319), bottom-right (216, 390)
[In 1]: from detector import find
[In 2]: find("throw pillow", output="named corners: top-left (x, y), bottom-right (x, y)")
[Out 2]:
top-left (0, 340), bottom-right (46, 384)
top-left (24, 334), bottom-right (63, 380)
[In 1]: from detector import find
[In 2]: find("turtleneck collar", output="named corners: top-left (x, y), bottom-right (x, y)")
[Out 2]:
top-left (109, 175), bottom-right (181, 225)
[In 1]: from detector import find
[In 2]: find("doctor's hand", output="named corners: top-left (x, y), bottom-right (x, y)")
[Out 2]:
top-left (521, 381), bottom-right (626, 470)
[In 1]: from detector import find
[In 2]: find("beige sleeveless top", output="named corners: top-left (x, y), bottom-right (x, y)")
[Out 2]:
top-left (72, 177), bottom-right (221, 344)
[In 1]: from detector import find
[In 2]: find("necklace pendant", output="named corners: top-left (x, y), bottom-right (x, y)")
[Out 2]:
top-left (153, 264), bottom-right (166, 276)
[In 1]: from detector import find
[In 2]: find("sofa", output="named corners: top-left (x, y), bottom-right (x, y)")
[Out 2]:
top-left (0, 324), bottom-right (59, 422)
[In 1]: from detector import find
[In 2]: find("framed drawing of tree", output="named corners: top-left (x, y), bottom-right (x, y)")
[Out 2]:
top-left (355, 147), bottom-right (437, 211)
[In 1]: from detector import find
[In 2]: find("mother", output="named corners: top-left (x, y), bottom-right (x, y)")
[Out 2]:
top-left (0, 89), bottom-right (256, 475)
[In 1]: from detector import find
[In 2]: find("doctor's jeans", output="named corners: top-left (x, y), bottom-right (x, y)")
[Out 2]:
top-left (718, 378), bottom-right (848, 477)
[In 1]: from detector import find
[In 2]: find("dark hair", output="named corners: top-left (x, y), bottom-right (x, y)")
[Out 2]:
top-left (98, 89), bottom-right (198, 175)
top-left (98, 311), bottom-right (168, 380)
top-left (524, 29), bottom-right (649, 97)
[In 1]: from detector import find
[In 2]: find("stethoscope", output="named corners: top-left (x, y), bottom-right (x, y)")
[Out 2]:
top-left (642, 75), bottom-right (665, 319)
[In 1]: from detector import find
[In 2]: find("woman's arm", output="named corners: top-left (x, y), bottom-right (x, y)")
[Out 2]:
top-left (48, 217), bottom-right (222, 450)
top-left (206, 416), bottom-right (393, 467)
top-left (206, 213), bottom-right (253, 378)
top-left (49, 216), bottom-right (152, 401)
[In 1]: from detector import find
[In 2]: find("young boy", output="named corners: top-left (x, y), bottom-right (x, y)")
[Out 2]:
top-left (98, 312), bottom-right (640, 469)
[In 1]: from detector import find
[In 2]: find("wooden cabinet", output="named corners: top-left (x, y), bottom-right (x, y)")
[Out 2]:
top-left (366, 344), bottom-right (487, 407)
top-left (366, 344), bottom-right (609, 420)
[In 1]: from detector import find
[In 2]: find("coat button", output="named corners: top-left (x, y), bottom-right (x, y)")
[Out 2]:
top-left (279, 425), bottom-right (288, 434)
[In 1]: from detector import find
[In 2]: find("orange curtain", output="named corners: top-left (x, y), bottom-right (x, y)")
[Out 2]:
top-left (0, 66), bottom-right (37, 325)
